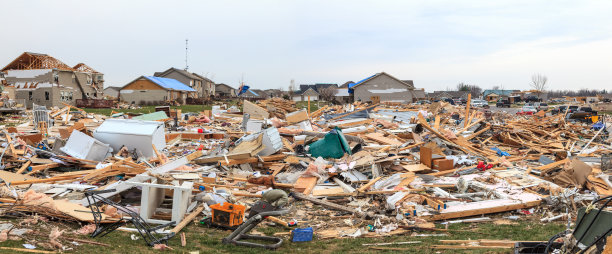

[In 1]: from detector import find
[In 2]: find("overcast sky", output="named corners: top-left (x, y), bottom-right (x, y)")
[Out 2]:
top-left (2, 0), bottom-right (612, 91)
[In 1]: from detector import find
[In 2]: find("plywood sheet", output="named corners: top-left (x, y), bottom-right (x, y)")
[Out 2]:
top-left (0, 171), bottom-right (37, 183)
top-left (243, 100), bottom-right (269, 119)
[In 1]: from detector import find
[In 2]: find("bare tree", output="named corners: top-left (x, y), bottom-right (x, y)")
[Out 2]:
top-left (457, 83), bottom-right (482, 97)
top-left (531, 74), bottom-right (548, 97)
top-left (288, 79), bottom-right (295, 98)
top-left (492, 85), bottom-right (500, 90)
top-left (318, 86), bottom-right (336, 102)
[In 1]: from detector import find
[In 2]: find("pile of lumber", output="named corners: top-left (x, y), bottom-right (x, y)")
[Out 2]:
top-left (257, 98), bottom-right (298, 119)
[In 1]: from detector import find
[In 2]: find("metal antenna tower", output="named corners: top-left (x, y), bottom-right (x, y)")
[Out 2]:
top-left (185, 39), bottom-right (189, 71)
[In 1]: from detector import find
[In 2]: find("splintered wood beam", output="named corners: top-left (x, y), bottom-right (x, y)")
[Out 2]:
top-left (357, 176), bottom-right (383, 192)
top-left (25, 163), bottom-right (61, 175)
top-left (16, 160), bottom-right (32, 174)
top-left (533, 158), bottom-right (569, 173)
top-left (291, 192), bottom-right (362, 215)
top-left (170, 205), bottom-right (205, 234)
top-left (466, 125), bottom-right (491, 140)
top-left (218, 154), bottom-right (286, 166)
top-left (464, 93), bottom-right (472, 127)
top-left (422, 199), bottom-right (541, 221)
top-left (433, 115), bottom-right (440, 130)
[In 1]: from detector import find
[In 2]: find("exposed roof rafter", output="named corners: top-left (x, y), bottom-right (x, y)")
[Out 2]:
top-left (1, 52), bottom-right (75, 72)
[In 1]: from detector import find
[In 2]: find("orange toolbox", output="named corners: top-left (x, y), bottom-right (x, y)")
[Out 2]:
top-left (210, 202), bottom-right (246, 227)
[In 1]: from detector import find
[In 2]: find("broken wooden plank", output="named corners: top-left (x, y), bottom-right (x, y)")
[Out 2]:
top-left (291, 192), bottom-right (362, 216)
top-left (243, 100), bottom-right (270, 119)
top-left (423, 199), bottom-right (541, 221)
top-left (357, 176), bottom-right (383, 193)
top-left (170, 205), bottom-right (205, 234)
top-left (365, 132), bottom-right (403, 146)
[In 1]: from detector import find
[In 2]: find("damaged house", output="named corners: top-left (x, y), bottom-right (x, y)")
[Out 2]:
top-left (119, 76), bottom-right (196, 105)
top-left (349, 72), bottom-right (425, 103)
top-left (1, 52), bottom-right (104, 108)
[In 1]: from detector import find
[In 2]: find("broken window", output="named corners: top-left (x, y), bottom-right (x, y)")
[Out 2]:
top-left (60, 91), bottom-right (73, 102)
top-left (45, 91), bottom-right (50, 101)
top-left (28, 91), bottom-right (33, 100)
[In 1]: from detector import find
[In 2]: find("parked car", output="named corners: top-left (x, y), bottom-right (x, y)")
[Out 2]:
top-left (443, 98), bottom-right (455, 105)
top-left (577, 106), bottom-right (597, 114)
top-left (574, 107), bottom-right (598, 118)
top-left (567, 105), bottom-right (579, 113)
top-left (453, 99), bottom-right (463, 105)
top-left (470, 99), bottom-right (488, 107)
top-left (567, 107), bottom-right (598, 122)
top-left (534, 102), bottom-right (549, 111)
top-left (496, 99), bottom-right (511, 108)
top-left (551, 105), bottom-right (567, 115)
top-left (525, 96), bottom-right (541, 103)
top-left (516, 106), bottom-right (537, 115)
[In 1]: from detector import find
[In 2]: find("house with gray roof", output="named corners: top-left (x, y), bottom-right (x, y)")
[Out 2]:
top-left (154, 67), bottom-right (215, 98)
top-left (215, 83), bottom-right (236, 97)
top-left (292, 87), bottom-right (319, 101)
top-left (350, 72), bottom-right (424, 103)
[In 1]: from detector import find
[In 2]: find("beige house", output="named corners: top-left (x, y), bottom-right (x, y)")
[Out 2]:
top-left (119, 76), bottom-right (196, 105)
top-left (154, 68), bottom-right (215, 99)
top-left (1, 52), bottom-right (104, 108)
top-left (293, 88), bottom-right (319, 101)
top-left (215, 83), bottom-right (236, 97)
top-left (351, 72), bottom-right (422, 103)
top-left (104, 86), bottom-right (121, 98)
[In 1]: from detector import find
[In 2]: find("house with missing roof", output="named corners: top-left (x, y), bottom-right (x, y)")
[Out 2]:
top-left (119, 76), bottom-right (196, 105)
top-left (349, 72), bottom-right (425, 103)
top-left (1, 52), bottom-right (104, 108)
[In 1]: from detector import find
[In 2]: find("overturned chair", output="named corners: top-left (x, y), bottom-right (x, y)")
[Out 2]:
top-left (222, 209), bottom-right (288, 249)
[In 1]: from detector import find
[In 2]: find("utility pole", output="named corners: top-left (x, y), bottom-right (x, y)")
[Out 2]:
top-left (185, 39), bottom-right (189, 71)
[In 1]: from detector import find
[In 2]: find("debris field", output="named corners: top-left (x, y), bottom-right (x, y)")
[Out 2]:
top-left (0, 98), bottom-right (611, 253)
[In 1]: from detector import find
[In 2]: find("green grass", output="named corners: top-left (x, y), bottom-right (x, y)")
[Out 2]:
top-left (295, 101), bottom-right (329, 113)
top-left (81, 105), bottom-right (213, 116)
top-left (0, 219), bottom-right (566, 253)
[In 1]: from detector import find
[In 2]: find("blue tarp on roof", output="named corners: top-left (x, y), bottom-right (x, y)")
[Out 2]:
top-left (352, 74), bottom-right (377, 87)
top-left (144, 76), bottom-right (196, 92)
top-left (348, 73), bottom-right (377, 94)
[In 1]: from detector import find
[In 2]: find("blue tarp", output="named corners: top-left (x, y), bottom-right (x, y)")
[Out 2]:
top-left (491, 147), bottom-right (510, 157)
top-left (238, 85), bottom-right (250, 96)
top-left (144, 76), bottom-right (196, 92)
top-left (592, 122), bottom-right (605, 130)
top-left (348, 73), bottom-right (377, 94)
